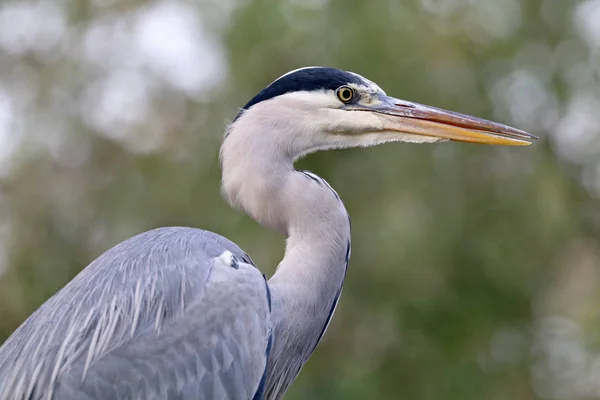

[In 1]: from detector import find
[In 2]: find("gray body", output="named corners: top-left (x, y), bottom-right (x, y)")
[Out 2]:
top-left (0, 66), bottom-right (535, 400)
top-left (0, 228), bottom-right (271, 399)
top-left (0, 167), bottom-right (350, 400)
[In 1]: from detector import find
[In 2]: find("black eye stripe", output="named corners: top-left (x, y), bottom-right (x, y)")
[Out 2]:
top-left (235, 67), bottom-right (365, 121)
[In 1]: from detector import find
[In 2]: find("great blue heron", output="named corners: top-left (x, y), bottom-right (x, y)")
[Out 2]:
top-left (0, 67), bottom-right (536, 400)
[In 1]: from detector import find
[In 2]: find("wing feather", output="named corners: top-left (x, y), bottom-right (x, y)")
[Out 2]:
top-left (0, 227), bottom-right (271, 400)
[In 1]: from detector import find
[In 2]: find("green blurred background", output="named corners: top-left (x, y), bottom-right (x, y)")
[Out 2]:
top-left (1, 0), bottom-right (600, 398)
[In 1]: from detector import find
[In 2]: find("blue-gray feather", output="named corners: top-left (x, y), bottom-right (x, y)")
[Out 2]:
top-left (0, 227), bottom-right (271, 400)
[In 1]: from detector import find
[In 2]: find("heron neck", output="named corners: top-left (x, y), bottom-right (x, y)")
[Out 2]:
top-left (220, 126), bottom-right (351, 398)
top-left (222, 141), bottom-right (350, 297)
top-left (264, 170), bottom-right (350, 399)
top-left (222, 149), bottom-right (351, 311)
top-left (268, 168), bottom-right (351, 289)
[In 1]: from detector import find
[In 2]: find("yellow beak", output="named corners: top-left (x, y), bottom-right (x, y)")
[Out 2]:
top-left (350, 96), bottom-right (537, 146)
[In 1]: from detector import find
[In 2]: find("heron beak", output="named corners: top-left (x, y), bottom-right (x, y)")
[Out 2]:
top-left (352, 96), bottom-right (537, 146)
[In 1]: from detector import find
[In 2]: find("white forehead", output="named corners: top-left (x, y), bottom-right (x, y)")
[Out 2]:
top-left (346, 71), bottom-right (382, 92)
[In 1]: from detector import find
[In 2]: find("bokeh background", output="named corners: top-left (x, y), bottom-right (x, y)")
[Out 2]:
top-left (1, 0), bottom-right (600, 398)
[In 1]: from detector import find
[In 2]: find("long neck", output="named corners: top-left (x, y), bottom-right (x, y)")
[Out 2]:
top-left (265, 171), bottom-right (350, 398)
top-left (220, 126), bottom-right (351, 399)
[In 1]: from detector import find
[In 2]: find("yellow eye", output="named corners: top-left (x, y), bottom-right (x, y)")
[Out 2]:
top-left (336, 86), bottom-right (355, 103)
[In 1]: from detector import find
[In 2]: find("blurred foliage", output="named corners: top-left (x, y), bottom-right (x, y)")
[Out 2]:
top-left (1, 0), bottom-right (600, 399)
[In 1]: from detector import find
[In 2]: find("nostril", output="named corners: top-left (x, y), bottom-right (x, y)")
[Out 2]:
top-left (395, 103), bottom-right (415, 108)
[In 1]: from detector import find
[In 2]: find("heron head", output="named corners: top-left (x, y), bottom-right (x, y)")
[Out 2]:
top-left (228, 66), bottom-right (536, 159)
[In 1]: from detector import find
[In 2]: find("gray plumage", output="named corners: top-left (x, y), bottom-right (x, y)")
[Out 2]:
top-left (0, 228), bottom-right (270, 400)
top-left (0, 66), bottom-right (536, 400)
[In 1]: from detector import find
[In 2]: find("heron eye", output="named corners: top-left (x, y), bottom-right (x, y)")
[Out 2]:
top-left (336, 86), bottom-right (355, 103)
